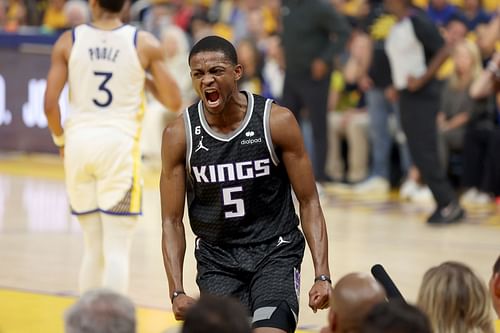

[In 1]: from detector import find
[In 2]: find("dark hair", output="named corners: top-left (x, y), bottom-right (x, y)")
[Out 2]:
top-left (181, 295), bottom-right (251, 333)
top-left (494, 256), bottom-right (500, 274)
top-left (97, 0), bottom-right (126, 13)
top-left (188, 35), bottom-right (238, 65)
top-left (361, 300), bottom-right (432, 333)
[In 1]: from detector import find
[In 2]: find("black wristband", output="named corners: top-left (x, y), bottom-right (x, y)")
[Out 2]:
top-left (171, 290), bottom-right (185, 303)
top-left (314, 275), bottom-right (332, 284)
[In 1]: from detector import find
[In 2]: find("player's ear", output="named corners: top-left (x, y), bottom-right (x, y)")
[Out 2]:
top-left (234, 64), bottom-right (243, 81)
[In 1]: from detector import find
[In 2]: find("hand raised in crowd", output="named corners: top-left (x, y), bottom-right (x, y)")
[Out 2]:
top-left (309, 280), bottom-right (331, 313)
top-left (172, 294), bottom-right (196, 320)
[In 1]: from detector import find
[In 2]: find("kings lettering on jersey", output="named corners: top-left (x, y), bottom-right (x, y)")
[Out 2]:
top-left (88, 47), bottom-right (120, 62)
top-left (192, 159), bottom-right (271, 183)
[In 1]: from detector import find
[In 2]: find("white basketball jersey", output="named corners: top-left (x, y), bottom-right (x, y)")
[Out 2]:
top-left (65, 24), bottom-right (146, 137)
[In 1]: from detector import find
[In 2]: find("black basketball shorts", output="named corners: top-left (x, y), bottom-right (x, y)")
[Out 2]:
top-left (194, 227), bottom-right (306, 332)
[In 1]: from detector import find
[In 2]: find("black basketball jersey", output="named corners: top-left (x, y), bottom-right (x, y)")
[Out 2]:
top-left (184, 91), bottom-right (299, 245)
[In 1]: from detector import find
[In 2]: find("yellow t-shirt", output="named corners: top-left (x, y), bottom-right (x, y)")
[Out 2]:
top-left (494, 319), bottom-right (500, 333)
top-left (43, 7), bottom-right (67, 30)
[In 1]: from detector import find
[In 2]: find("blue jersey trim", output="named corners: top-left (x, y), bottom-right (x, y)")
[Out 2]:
top-left (100, 209), bottom-right (142, 216)
top-left (70, 208), bottom-right (142, 216)
top-left (71, 208), bottom-right (99, 216)
top-left (71, 28), bottom-right (76, 43)
top-left (133, 28), bottom-right (138, 48)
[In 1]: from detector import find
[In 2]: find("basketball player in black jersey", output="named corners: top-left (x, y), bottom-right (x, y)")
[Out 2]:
top-left (160, 36), bottom-right (331, 333)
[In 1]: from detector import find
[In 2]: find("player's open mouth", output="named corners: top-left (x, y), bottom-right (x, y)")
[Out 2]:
top-left (204, 89), bottom-right (221, 108)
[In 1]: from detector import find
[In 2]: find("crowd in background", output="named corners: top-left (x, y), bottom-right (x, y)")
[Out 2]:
top-left (2, 0), bottom-right (500, 206)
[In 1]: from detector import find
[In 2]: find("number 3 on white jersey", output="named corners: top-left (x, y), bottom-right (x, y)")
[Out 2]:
top-left (222, 186), bottom-right (245, 218)
top-left (93, 71), bottom-right (113, 107)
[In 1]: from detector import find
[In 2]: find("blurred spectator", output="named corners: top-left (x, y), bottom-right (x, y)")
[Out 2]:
top-left (64, 288), bottom-right (136, 333)
top-left (427, 0), bottom-right (459, 27)
top-left (462, 52), bottom-right (500, 205)
top-left (236, 38), bottom-right (265, 95)
top-left (64, 0), bottom-right (89, 27)
top-left (351, 2), bottom-right (413, 196)
top-left (490, 255), bottom-right (500, 320)
top-left (475, 18), bottom-right (499, 66)
top-left (189, 9), bottom-right (213, 44)
top-left (361, 300), bottom-right (432, 333)
top-left (181, 295), bottom-right (251, 333)
top-left (417, 261), bottom-right (494, 333)
top-left (261, 34), bottom-right (285, 100)
top-left (3, 0), bottom-right (27, 31)
top-left (142, 2), bottom-right (172, 39)
top-left (281, 0), bottom-right (351, 182)
top-left (437, 40), bottom-right (481, 171)
top-left (142, 24), bottom-right (194, 164)
top-left (320, 272), bottom-right (386, 333)
top-left (43, 0), bottom-right (68, 31)
top-left (385, 0), bottom-right (465, 224)
top-left (461, 0), bottom-right (492, 30)
top-left (326, 32), bottom-right (371, 183)
top-left (443, 14), bottom-right (468, 45)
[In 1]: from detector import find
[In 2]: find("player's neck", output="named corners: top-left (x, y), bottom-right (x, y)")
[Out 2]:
top-left (92, 13), bottom-right (123, 29)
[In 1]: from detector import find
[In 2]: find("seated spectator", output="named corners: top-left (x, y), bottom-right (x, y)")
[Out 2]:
top-left (461, 0), bottom-right (492, 31)
top-left (3, 0), bottom-right (27, 31)
top-left (428, 0), bottom-right (459, 27)
top-left (320, 272), bottom-right (386, 333)
top-left (326, 32), bottom-right (371, 183)
top-left (181, 295), bottom-right (251, 333)
top-left (490, 255), bottom-right (500, 321)
top-left (236, 38), bottom-right (265, 96)
top-left (461, 52), bottom-right (500, 205)
top-left (64, 288), bottom-right (136, 333)
top-left (43, 0), bottom-right (68, 31)
top-left (417, 261), bottom-right (494, 333)
top-left (361, 300), bottom-right (432, 333)
top-left (437, 40), bottom-right (481, 171)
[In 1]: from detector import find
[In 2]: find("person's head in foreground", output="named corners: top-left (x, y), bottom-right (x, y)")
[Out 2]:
top-left (65, 288), bottom-right (136, 333)
top-left (417, 261), bottom-right (494, 333)
top-left (181, 294), bottom-right (251, 333)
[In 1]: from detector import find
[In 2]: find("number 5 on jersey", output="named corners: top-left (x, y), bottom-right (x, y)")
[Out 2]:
top-left (223, 186), bottom-right (245, 218)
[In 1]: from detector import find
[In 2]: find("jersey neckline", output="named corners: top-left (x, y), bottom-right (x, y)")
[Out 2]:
top-left (197, 91), bottom-right (254, 142)
top-left (85, 23), bottom-right (128, 31)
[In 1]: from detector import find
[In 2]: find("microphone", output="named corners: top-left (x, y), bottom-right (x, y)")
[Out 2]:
top-left (371, 264), bottom-right (406, 302)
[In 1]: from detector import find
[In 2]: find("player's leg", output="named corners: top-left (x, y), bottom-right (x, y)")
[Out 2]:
top-left (250, 229), bottom-right (305, 333)
top-left (78, 212), bottom-right (104, 293)
top-left (101, 213), bottom-right (137, 294)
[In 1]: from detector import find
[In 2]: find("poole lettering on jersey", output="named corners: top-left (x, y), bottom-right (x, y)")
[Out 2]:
top-left (192, 158), bottom-right (271, 183)
top-left (88, 47), bottom-right (120, 62)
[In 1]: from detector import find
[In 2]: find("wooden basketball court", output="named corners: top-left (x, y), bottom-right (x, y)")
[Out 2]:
top-left (0, 153), bottom-right (498, 333)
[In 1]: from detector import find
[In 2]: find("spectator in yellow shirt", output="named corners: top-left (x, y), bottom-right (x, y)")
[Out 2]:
top-left (43, 0), bottom-right (68, 31)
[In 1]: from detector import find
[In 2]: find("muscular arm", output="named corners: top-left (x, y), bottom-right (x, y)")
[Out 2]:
top-left (160, 116), bottom-right (194, 318)
top-left (44, 31), bottom-right (71, 138)
top-left (138, 31), bottom-right (182, 112)
top-left (270, 104), bottom-right (330, 310)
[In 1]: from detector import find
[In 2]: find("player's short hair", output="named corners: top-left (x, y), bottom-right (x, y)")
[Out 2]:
top-left (188, 36), bottom-right (238, 66)
top-left (181, 295), bottom-right (251, 333)
top-left (494, 256), bottom-right (500, 274)
top-left (97, 0), bottom-right (126, 13)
